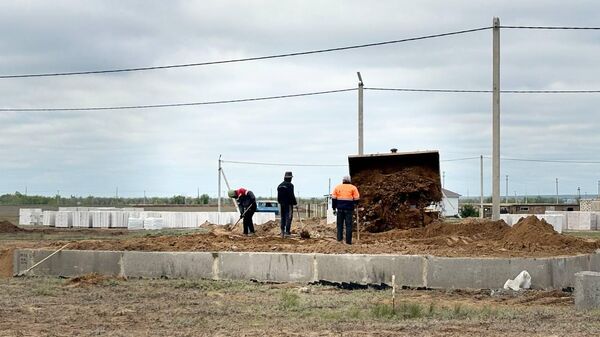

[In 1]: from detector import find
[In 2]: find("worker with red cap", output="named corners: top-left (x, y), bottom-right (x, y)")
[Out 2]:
top-left (228, 188), bottom-right (257, 236)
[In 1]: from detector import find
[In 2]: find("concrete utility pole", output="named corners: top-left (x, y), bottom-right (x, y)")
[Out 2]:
top-left (480, 155), bottom-right (484, 218)
top-left (505, 175), bottom-right (509, 203)
top-left (357, 72), bottom-right (364, 155)
top-left (116, 186), bottom-right (119, 199)
top-left (491, 17), bottom-right (501, 220)
top-left (577, 187), bottom-right (581, 202)
top-left (597, 180), bottom-right (599, 199)
top-left (555, 178), bottom-right (559, 204)
top-left (144, 190), bottom-right (147, 204)
top-left (442, 171), bottom-right (446, 189)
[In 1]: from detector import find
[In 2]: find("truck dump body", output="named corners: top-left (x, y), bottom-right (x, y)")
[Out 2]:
top-left (348, 150), bottom-right (442, 232)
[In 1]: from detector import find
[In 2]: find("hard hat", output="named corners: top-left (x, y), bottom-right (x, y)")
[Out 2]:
top-left (342, 175), bottom-right (351, 183)
top-left (227, 190), bottom-right (237, 198)
top-left (284, 171), bottom-right (293, 178)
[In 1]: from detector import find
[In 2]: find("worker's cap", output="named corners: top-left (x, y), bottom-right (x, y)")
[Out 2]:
top-left (284, 171), bottom-right (293, 178)
top-left (342, 175), bottom-right (351, 183)
top-left (227, 190), bottom-right (237, 198)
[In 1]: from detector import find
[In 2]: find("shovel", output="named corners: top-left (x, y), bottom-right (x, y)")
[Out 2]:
top-left (228, 207), bottom-right (251, 231)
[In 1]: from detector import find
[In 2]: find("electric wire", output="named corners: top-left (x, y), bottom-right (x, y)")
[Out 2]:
top-left (0, 27), bottom-right (491, 79)
top-left (221, 160), bottom-right (346, 167)
top-left (365, 87), bottom-right (600, 93)
top-left (500, 25), bottom-right (600, 30)
top-left (0, 88), bottom-right (356, 112)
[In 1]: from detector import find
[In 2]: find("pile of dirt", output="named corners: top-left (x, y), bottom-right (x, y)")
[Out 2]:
top-left (0, 221), bottom-right (26, 233)
top-left (502, 216), bottom-right (599, 252)
top-left (353, 167), bottom-right (442, 232)
top-left (65, 273), bottom-right (126, 287)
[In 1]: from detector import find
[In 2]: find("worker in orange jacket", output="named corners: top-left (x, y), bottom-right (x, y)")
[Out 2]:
top-left (331, 175), bottom-right (360, 244)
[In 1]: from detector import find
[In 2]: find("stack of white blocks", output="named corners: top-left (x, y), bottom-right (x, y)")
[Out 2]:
top-left (545, 211), bottom-right (599, 231)
top-left (18, 209), bottom-right (43, 225)
top-left (21, 208), bottom-right (276, 230)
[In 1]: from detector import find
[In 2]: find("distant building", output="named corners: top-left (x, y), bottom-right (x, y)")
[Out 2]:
top-left (441, 188), bottom-right (461, 217)
top-left (478, 203), bottom-right (579, 217)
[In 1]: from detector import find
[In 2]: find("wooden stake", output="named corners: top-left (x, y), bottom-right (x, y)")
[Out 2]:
top-left (392, 274), bottom-right (396, 311)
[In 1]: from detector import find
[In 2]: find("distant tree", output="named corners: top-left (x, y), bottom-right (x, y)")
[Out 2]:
top-left (459, 204), bottom-right (479, 218)
top-left (171, 195), bottom-right (186, 205)
top-left (199, 194), bottom-right (210, 205)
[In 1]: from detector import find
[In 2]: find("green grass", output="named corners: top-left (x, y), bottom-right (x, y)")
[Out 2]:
top-left (564, 231), bottom-right (600, 239)
top-left (280, 291), bottom-right (301, 310)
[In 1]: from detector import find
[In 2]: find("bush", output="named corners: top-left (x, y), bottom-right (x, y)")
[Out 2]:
top-left (459, 204), bottom-right (479, 218)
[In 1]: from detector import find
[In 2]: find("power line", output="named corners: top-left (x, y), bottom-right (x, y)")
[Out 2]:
top-left (441, 157), bottom-right (480, 162)
top-left (0, 88), bottom-right (356, 112)
top-left (221, 160), bottom-right (346, 167)
top-left (366, 87), bottom-right (600, 93)
top-left (500, 25), bottom-right (600, 30)
top-left (0, 27), bottom-right (491, 79)
top-left (495, 157), bottom-right (600, 164)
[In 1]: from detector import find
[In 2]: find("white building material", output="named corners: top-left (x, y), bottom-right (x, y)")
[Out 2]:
top-left (127, 218), bottom-right (144, 230)
top-left (42, 211), bottom-right (57, 227)
top-left (55, 211), bottom-right (73, 228)
top-left (91, 211), bottom-right (110, 228)
top-left (72, 211), bottom-right (91, 228)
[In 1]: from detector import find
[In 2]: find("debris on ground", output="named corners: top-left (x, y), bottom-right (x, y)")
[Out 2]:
top-left (504, 270), bottom-right (532, 291)
top-left (65, 273), bottom-right (126, 287)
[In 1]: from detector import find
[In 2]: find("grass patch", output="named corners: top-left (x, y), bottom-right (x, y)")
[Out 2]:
top-left (370, 300), bottom-right (514, 321)
top-left (280, 291), bottom-right (300, 310)
top-left (564, 231), bottom-right (600, 239)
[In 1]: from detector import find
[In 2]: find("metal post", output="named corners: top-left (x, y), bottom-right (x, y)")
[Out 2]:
top-left (491, 17), bottom-right (501, 221)
top-left (218, 155), bottom-right (222, 213)
top-left (556, 178), bottom-right (559, 204)
top-left (357, 72), bottom-right (364, 155)
top-left (480, 155), bottom-right (484, 218)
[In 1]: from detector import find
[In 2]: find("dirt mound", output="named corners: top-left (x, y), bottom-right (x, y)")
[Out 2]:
top-left (65, 273), bottom-right (125, 286)
top-left (0, 221), bottom-right (26, 233)
top-left (353, 167), bottom-right (442, 232)
top-left (502, 216), bottom-right (599, 252)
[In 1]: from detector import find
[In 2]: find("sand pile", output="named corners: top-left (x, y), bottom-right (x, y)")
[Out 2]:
top-left (353, 167), bottom-right (442, 232)
top-left (0, 221), bottom-right (26, 233)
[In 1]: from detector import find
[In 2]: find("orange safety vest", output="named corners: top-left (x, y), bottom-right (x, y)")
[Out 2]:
top-left (331, 183), bottom-right (360, 210)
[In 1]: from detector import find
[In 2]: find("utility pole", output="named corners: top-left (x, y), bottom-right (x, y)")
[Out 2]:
top-left (555, 178), bottom-right (559, 204)
top-left (514, 191), bottom-right (517, 203)
top-left (442, 171), bottom-right (446, 189)
top-left (357, 72), bottom-right (364, 155)
top-left (491, 17), bottom-right (501, 221)
top-left (597, 180), bottom-right (599, 199)
top-left (197, 187), bottom-right (200, 201)
top-left (480, 155), bottom-right (484, 218)
top-left (505, 175), bottom-right (509, 203)
top-left (218, 155), bottom-right (222, 213)
top-left (144, 190), bottom-right (147, 204)
top-left (116, 186), bottom-right (119, 199)
top-left (57, 190), bottom-right (60, 206)
top-left (577, 186), bottom-right (581, 203)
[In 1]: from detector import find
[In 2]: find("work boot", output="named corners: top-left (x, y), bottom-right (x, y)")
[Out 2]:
top-left (281, 232), bottom-right (285, 238)
top-left (285, 232), bottom-right (291, 238)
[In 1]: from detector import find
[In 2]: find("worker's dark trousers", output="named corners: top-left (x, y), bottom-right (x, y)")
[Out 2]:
top-left (336, 209), bottom-right (353, 244)
top-left (243, 209), bottom-right (255, 235)
top-left (280, 204), bottom-right (293, 235)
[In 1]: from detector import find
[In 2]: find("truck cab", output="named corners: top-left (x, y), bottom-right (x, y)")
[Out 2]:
top-left (256, 200), bottom-right (279, 215)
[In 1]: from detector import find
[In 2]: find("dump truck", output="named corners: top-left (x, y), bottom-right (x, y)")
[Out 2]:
top-left (348, 149), bottom-right (442, 232)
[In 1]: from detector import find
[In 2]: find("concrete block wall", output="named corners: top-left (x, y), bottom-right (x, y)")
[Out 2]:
top-left (546, 211), bottom-right (600, 231)
top-left (13, 249), bottom-right (600, 290)
top-left (574, 271), bottom-right (600, 310)
top-left (18, 209), bottom-right (43, 225)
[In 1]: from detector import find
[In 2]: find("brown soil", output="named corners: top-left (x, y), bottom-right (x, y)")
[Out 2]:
top-left (65, 273), bottom-right (126, 287)
top-left (0, 220), bottom-right (26, 233)
top-left (59, 216), bottom-right (600, 258)
top-left (353, 167), bottom-right (442, 232)
top-left (0, 248), bottom-right (13, 277)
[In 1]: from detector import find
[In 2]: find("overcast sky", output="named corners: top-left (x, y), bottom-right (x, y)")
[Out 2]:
top-left (0, 1), bottom-right (599, 198)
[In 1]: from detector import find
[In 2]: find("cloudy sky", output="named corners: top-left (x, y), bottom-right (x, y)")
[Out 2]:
top-left (0, 1), bottom-right (599, 198)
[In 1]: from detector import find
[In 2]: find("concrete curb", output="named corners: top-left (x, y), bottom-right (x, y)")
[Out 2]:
top-left (13, 249), bottom-right (600, 290)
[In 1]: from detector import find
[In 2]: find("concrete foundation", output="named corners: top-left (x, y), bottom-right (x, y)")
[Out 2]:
top-left (574, 271), bottom-right (600, 310)
top-left (13, 249), bottom-right (600, 290)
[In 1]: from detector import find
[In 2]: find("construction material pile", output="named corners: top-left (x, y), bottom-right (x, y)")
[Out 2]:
top-left (353, 167), bottom-right (442, 232)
